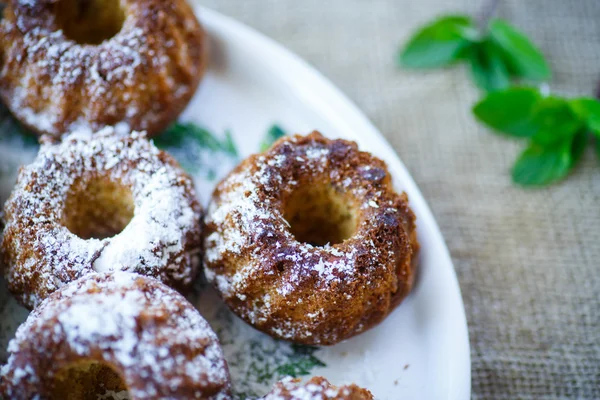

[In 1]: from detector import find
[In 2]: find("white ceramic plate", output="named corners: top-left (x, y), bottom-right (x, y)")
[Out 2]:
top-left (0, 5), bottom-right (470, 400)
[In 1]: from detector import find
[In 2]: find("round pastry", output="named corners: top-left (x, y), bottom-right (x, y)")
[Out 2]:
top-left (1, 126), bottom-right (203, 309)
top-left (0, 0), bottom-right (206, 138)
top-left (0, 272), bottom-right (232, 399)
top-left (263, 377), bottom-right (373, 400)
top-left (204, 131), bottom-right (419, 345)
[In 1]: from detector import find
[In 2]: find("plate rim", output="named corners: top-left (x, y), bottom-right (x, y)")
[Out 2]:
top-left (197, 6), bottom-right (471, 399)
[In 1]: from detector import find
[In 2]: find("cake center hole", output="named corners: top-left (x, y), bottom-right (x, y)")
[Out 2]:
top-left (54, 0), bottom-right (125, 45)
top-left (50, 361), bottom-right (129, 400)
top-left (283, 184), bottom-right (358, 246)
top-left (63, 177), bottom-right (134, 240)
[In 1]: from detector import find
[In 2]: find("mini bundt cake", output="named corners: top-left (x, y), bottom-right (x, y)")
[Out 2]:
top-left (0, 272), bottom-right (232, 399)
top-left (204, 132), bottom-right (419, 345)
top-left (0, 0), bottom-right (206, 138)
top-left (1, 126), bottom-right (203, 309)
top-left (263, 377), bottom-right (373, 400)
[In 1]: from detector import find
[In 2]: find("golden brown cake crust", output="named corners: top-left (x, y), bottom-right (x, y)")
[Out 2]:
top-left (1, 126), bottom-right (203, 309)
top-left (0, 0), bottom-right (206, 138)
top-left (0, 272), bottom-right (232, 399)
top-left (204, 132), bottom-right (419, 345)
top-left (263, 377), bottom-right (374, 400)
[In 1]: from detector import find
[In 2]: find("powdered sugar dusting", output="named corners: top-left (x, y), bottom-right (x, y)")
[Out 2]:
top-left (3, 18), bottom-right (145, 135)
top-left (263, 376), bottom-right (372, 400)
top-left (1, 126), bottom-right (202, 309)
top-left (0, 0), bottom-right (205, 137)
top-left (0, 272), bottom-right (231, 399)
top-left (204, 133), bottom-right (416, 345)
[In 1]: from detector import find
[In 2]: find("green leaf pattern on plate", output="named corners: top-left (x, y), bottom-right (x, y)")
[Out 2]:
top-left (194, 282), bottom-right (326, 400)
top-left (260, 124), bottom-right (286, 152)
top-left (153, 122), bottom-right (239, 178)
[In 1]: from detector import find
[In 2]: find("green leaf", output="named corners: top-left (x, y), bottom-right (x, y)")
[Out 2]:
top-left (489, 19), bottom-right (551, 81)
top-left (0, 105), bottom-right (39, 149)
top-left (571, 130), bottom-right (589, 164)
top-left (260, 124), bottom-right (286, 152)
top-left (155, 122), bottom-right (239, 155)
top-left (154, 123), bottom-right (215, 150)
top-left (153, 122), bottom-right (239, 175)
top-left (473, 87), bottom-right (541, 137)
top-left (511, 133), bottom-right (582, 186)
top-left (569, 97), bottom-right (600, 136)
top-left (530, 97), bottom-right (584, 145)
top-left (187, 125), bottom-right (223, 151)
top-left (468, 41), bottom-right (511, 92)
top-left (274, 345), bottom-right (326, 378)
top-left (222, 130), bottom-right (239, 156)
top-left (399, 16), bottom-right (477, 69)
top-left (19, 130), bottom-right (39, 148)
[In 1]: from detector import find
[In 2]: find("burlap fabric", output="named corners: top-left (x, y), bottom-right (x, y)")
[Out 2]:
top-left (202, 0), bottom-right (600, 398)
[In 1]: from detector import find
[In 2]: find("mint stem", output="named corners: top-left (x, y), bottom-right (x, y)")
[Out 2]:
top-left (477, 0), bottom-right (500, 34)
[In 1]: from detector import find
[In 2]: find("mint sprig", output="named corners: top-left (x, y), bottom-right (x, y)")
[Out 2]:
top-left (511, 131), bottom-right (587, 186)
top-left (570, 98), bottom-right (600, 135)
top-left (398, 6), bottom-right (600, 187)
top-left (488, 19), bottom-right (550, 81)
top-left (474, 88), bottom-right (599, 186)
top-left (471, 87), bottom-right (540, 137)
top-left (399, 16), bottom-right (476, 69)
top-left (398, 16), bottom-right (550, 91)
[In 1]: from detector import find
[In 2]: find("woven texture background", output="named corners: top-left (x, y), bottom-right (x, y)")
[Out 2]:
top-left (202, 0), bottom-right (600, 398)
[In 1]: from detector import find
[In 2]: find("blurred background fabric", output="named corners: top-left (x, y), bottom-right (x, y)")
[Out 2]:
top-left (202, 0), bottom-right (600, 398)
